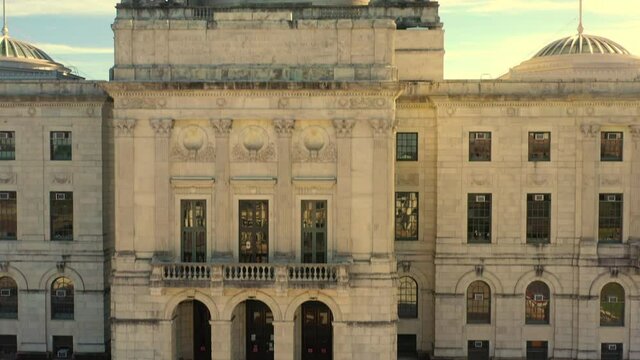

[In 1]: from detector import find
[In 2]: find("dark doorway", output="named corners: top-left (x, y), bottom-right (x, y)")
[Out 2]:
top-left (175, 300), bottom-right (211, 360)
top-left (601, 343), bottom-right (622, 360)
top-left (302, 302), bottom-right (333, 360)
top-left (246, 300), bottom-right (274, 360)
top-left (193, 301), bottom-right (211, 360)
top-left (397, 335), bottom-right (417, 359)
top-left (468, 340), bottom-right (489, 360)
top-left (526, 341), bottom-right (548, 360)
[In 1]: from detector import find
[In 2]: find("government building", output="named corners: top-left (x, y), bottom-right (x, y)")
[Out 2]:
top-left (0, 0), bottom-right (639, 359)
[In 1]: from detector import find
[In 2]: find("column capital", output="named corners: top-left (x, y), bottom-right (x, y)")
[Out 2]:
top-left (113, 118), bottom-right (137, 137)
top-left (210, 118), bottom-right (233, 137)
top-left (332, 118), bottom-right (356, 138)
top-left (368, 117), bottom-right (396, 137)
top-left (580, 123), bottom-right (600, 138)
top-left (273, 118), bottom-right (295, 137)
top-left (630, 125), bottom-right (640, 140)
top-left (149, 118), bottom-right (174, 137)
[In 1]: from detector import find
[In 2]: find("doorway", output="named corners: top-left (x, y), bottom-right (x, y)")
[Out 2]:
top-left (246, 300), bottom-right (274, 360)
top-left (301, 301), bottom-right (333, 360)
top-left (174, 300), bottom-right (211, 360)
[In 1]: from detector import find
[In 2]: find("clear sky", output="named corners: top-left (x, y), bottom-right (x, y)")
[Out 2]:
top-left (3, 0), bottom-right (639, 80)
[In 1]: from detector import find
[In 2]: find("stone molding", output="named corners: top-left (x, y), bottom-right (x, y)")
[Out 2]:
top-left (210, 118), bottom-right (233, 136)
top-left (332, 118), bottom-right (356, 138)
top-left (149, 118), bottom-right (174, 137)
top-left (113, 118), bottom-right (137, 137)
top-left (273, 118), bottom-right (295, 137)
top-left (580, 124), bottom-right (600, 138)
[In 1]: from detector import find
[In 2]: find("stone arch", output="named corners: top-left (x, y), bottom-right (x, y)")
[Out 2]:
top-left (399, 265), bottom-right (429, 292)
top-left (588, 271), bottom-right (638, 298)
top-left (0, 265), bottom-right (28, 290)
top-left (285, 292), bottom-right (344, 322)
top-left (163, 290), bottom-right (220, 321)
top-left (513, 270), bottom-right (563, 295)
top-left (454, 269), bottom-right (504, 295)
top-left (222, 290), bottom-right (283, 321)
top-left (39, 266), bottom-right (85, 292)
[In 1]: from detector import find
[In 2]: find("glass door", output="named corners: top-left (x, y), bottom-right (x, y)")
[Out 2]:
top-left (302, 200), bottom-right (327, 263)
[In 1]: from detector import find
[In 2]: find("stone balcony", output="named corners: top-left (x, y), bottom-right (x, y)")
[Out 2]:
top-left (149, 262), bottom-right (350, 291)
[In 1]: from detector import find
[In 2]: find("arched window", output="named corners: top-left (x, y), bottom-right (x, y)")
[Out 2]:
top-left (467, 281), bottom-right (490, 324)
top-left (525, 281), bottom-right (550, 324)
top-left (51, 277), bottom-right (74, 320)
top-left (398, 276), bottom-right (418, 318)
top-left (600, 283), bottom-right (624, 326)
top-left (0, 277), bottom-right (17, 319)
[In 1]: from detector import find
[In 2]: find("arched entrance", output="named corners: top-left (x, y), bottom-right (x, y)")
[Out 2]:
top-left (173, 300), bottom-right (211, 360)
top-left (296, 301), bottom-right (333, 360)
top-left (231, 300), bottom-right (275, 360)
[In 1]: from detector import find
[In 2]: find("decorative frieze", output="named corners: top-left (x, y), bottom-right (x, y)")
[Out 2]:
top-left (149, 118), bottom-right (174, 137)
top-left (118, 97), bottom-right (167, 109)
top-left (113, 118), bottom-right (137, 137)
top-left (332, 119), bottom-right (356, 137)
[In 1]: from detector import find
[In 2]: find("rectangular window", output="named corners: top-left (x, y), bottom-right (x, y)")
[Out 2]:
top-left (0, 192), bottom-right (16, 240)
top-left (468, 194), bottom-right (491, 243)
top-left (395, 192), bottom-right (418, 241)
top-left (181, 200), bottom-right (206, 263)
top-left (526, 341), bottom-right (548, 360)
top-left (50, 192), bottom-right (73, 241)
top-left (468, 340), bottom-right (490, 360)
top-left (396, 133), bottom-right (418, 161)
top-left (527, 194), bottom-right (551, 244)
top-left (601, 343), bottom-right (622, 360)
top-left (599, 194), bottom-right (622, 243)
top-left (469, 132), bottom-right (491, 161)
top-left (52, 336), bottom-right (73, 360)
top-left (601, 132), bottom-right (623, 161)
top-left (239, 200), bottom-right (269, 263)
top-left (0, 132), bottom-right (15, 161)
top-left (528, 132), bottom-right (550, 161)
top-left (0, 335), bottom-right (16, 359)
top-left (50, 131), bottom-right (72, 161)
top-left (301, 200), bottom-right (327, 263)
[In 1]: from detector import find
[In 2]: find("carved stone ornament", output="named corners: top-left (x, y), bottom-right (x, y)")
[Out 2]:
top-left (210, 118), bottom-right (233, 136)
top-left (51, 173), bottom-right (72, 185)
top-left (398, 261), bottom-right (411, 273)
top-left (232, 126), bottom-right (276, 162)
top-left (149, 118), bottom-right (174, 137)
top-left (0, 173), bottom-right (16, 185)
top-left (113, 118), bottom-right (137, 137)
top-left (534, 265), bottom-right (544, 277)
top-left (119, 97), bottom-right (167, 109)
top-left (170, 125), bottom-right (216, 162)
top-left (470, 174), bottom-right (491, 186)
top-left (348, 97), bottom-right (387, 109)
top-left (332, 119), bottom-right (356, 137)
top-left (580, 124), bottom-right (600, 138)
top-left (368, 118), bottom-right (395, 136)
top-left (630, 125), bottom-right (640, 140)
top-left (292, 126), bottom-right (337, 163)
top-left (600, 174), bottom-right (621, 186)
top-left (273, 118), bottom-right (295, 137)
top-left (528, 174), bottom-right (549, 187)
top-left (475, 264), bottom-right (484, 276)
top-left (610, 267), bottom-right (619, 277)
top-left (0, 261), bottom-right (8, 272)
top-left (506, 107), bottom-right (519, 117)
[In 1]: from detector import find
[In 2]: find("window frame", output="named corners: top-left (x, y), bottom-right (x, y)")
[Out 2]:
top-left (525, 281), bottom-right (550, 325)
top-left (395, 192), bottom-right (419, 241)
top-left (467, 194), bottom-right (492, 244)
top-left (598, 194), bottom-right (623, 243)
top-left (0, 191), bottom-right (17, 241)
top-left (51, 277), bottom-right (74, 320)
top-left (0, 131), bottom-right (15, 161)
top-left (50, 192), bottom-right (73, 241)
top-left (396, 132), bottom-right (418, 161)
top-left (50, 131), bottom-right (72, 161)
top-left (466, 280), bottom-right (491, 324)
top-left (239, 200), bottom-right (269, 263)
top-left (180, 199), bottom-right (207, 263)
top-left (600, 131), bottom-right (623, 162)
top-left (301, 200), bottom-right (328, 264)
top-left (528, 132), bottom-right (551, 162)
top-left (469, 132), bottom-right (491, 162)
top-left (600, 283), bottom-right (624, 327)
top-left (397, 276), bottom-right (418, 319)
top-left (526, 194), bottom-right (551, 244)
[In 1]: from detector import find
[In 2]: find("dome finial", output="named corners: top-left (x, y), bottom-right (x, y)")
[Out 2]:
top-left (577, 0), bottom-right (584, 35)
top-left (2, 0), bottom-right (7, 37)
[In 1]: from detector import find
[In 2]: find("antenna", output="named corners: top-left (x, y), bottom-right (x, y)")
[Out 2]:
top-left (2, 0), bottom-right (7, 36)
top-left (577, 0), bottom-right (584, 35)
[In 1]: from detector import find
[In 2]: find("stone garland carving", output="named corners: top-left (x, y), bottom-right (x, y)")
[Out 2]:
top-left (210, 119), bottom-right (233, 136)
top-left (580, 124), bottom-right (600, 138)
top-left (113, 118), bottom-right (137, 137)
top-left (149, 118), bottom-right (174, 137)
top-left (170, 125), bottom-right (216, 162)
top-left (600, 175), bottom-right (622, 186)
top-left (0, 173), bottom-right (16, 185)
top-left (332, 119), bottom-right (356, 138)
top-left (341, 97), bottom-right (387, 109)
top-left (630, 125), bottom-right (640, 140)
top-left (119, 97), bottom-right (167, 109)
top-left (469, 174), bottom-right (491, 186)
top-left (528, 175), bottom-right (549, 187)
top-left (292, 126), bottom-right (337, 163)
top-left (231, 126), bottom-right (276, 162)
top-left (273, 118), bottom-right (295, 137)
top-left (51, 173), bottom-right (72, 185)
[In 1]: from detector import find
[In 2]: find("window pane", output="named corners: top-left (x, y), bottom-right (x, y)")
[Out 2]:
top-left (467, 281), bottom-right (490, 323)
top-left (598, 194), bottom-right (622, 243)
top-left (301, 200), bottom-right (327, 263)
top-left (528, 132), bottom-right (550, 161)
top-left (0, 132), bottom-right (15, 161)
top-left (525, 281), bottom-right (550, 324)
top-left (398, 276), bottom-right (418, 318)
top-left (527, 194), bottom-right (550, 244)
top-left (396, 133), bottom-right (418, 161)
top-left (0, 192), bottom-right (16, 240)
top-left (51, 277), bottom-right (74, 320)
top-left (468, 194), bottom-right (491, 243)
top-left (601, 132), bottom-right (623, 161)
top-left (600, 283), bottom-right (624, 326)
top-left (50, 131), bottom-right (72, 161)
top-left (181, 200), bottom-right (206, 262)
top-left (395, 192), bottom-right (418, 241)
top-left (0, 277), bottom-right (17, 319)
top-left (51, 192), bottom-right (73, 241)
top-left (239, 200), bottom-right (269, 263)
top-left (469, 132), bottom-right (491, 161)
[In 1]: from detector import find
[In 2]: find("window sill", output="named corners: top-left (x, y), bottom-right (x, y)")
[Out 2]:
top-left (467, 241), bottom-right (491, 245)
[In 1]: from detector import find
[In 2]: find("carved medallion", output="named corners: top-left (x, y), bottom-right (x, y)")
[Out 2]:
top-left (170, 125), bottom-right (216, 162)
top-left (292, 126), bottom-right (337, 163)
top-left (232, 126), bottom-right (276, 162)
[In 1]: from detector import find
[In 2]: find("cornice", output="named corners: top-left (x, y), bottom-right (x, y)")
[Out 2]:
top-left (429, 100), bottom-right (640, 108)
top-left (0, 101), bottom-right (106, 108)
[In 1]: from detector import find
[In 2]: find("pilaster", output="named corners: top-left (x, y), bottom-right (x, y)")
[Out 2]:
top-left (369, 117), bottom-right (395, 257)
top-left (273, 320), bottom-right (294, 360)
top-left (113, 118), bottom-right (137, 253)
top-left (150, 118), bottom-right (174, 257)
top-left (629, 125), bottom-right (640, 240)
top-left (580, 123), bottom-right (600, 243)
top-left (211, 320), bottom-right (232, 360)
top-left (273, 118), bottom-right (295, 261)
top-left (333, 119), bottom-right (356, 261)
top-left (211, 119), bottom-right (233, 261)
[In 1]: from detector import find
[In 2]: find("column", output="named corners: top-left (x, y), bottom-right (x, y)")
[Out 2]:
top-left (629, 125), bottom-right (640, 240)
top-left (273, 119), bottom-right (295, 261)
top-left (211, 320), bottom-right (233, 360)
top-left (333, 119), bottom-right (356, 261)
top-left (211, 119), bottom-right (233, 261)
top-left (113, 118), bottom-right (137, 253)
top-left (149, 118), bottom-right (174, 257)
top-left (273, 320), bottom-right (294, 360)
top-left (579, 123), bottom-right (599, 241)
top-left (369, 118), bottom-right (395, 257)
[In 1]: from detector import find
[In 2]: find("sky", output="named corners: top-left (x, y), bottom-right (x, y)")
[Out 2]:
top-left (3, 0), bottom-right (639, 80)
